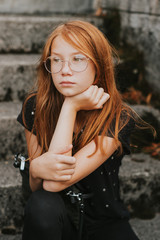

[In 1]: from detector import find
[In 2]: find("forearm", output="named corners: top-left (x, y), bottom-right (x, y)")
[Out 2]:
top-left (43, 180), bottom-right (67, 192)
top-left (43, 136), bottom-right (120, 192)
top-left (29, 175), bottom-right (42, 192)
top-left (29, 160), bottom-right (43, 191)
top-left (49, 99), bottom-right (77, 155)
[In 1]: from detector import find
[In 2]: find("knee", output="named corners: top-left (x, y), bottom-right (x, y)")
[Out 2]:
top-left (24, 189), bottom-right (65, 229)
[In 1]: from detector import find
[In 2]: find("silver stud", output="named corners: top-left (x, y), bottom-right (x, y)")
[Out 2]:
top-left (111, 156), bottom-right (114, 159)
top-left (113, 170), bottom-right (116, 173)
top-left (101, 171), bottom-right (103, 175)
top-left (113, 183), bottom-right (116, 187)
top-left (105, 204), bottom-right (109, 208)
top-left (103, 188), bottom-right (106, 192)
top-left (31, 111), bottom-right (34, 115)
top-left (108, 172), bottom-right (111, 175)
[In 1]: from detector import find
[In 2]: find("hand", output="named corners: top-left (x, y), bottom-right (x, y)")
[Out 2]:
top-left (30, 144), bottom-right (76, 182)
top-left (65, 85), bottom-right (110, 112)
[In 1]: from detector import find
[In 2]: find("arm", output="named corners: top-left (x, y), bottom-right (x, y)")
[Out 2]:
top-left (43, 86), bottom-right (115, 191)
top-left (43, 135), bottom-right (121, 192)
top-left (25, 129), bottom-right (42, 191)
top-left (48, 85), bottom-right (109, 155)
top-left (26, 130), bottom-right (76, 192)
top-left (27, 86), bottom-right (109, 192)
top-left (48, 99), bottom-right (77, 156)
top-left (26, 97), bottom-right (78, 191)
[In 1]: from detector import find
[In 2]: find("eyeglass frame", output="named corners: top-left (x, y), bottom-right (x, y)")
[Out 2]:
top-left (43, 55), bottom-right (90, 74)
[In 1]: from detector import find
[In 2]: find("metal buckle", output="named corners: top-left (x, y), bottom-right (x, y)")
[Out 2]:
top-left (66, 190), bottom-right (84, 212)
top-left (13, 153), bottom-right (26, 170)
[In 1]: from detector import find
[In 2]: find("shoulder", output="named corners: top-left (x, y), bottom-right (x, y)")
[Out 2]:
top-left (23, 94), bottom-right (36, 114)
top-left (105, 108), bottom-right (135, 155)
top-left (118, 109), bottom-right (135, 154)
top-left (17, 93), bottom-right (37, 133)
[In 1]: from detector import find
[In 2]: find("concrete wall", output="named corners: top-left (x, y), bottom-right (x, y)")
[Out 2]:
top-left (101, 0), bottom-right (160, 93)
top-left (102, 0), bottom-right (160, 15)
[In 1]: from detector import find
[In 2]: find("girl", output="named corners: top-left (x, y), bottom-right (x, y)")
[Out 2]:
top-left (17, 20), bottom-right (140, 240)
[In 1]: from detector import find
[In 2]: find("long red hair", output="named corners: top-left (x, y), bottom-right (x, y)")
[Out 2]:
top-left (23, 20), bottom-right (134, 156)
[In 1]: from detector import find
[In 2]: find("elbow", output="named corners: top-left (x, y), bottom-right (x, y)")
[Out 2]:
top-left (29, 176), bottom-right (42, 192)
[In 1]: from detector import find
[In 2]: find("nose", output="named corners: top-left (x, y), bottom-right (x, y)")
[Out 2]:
top-left (61, 61), bottom-right (72, 75)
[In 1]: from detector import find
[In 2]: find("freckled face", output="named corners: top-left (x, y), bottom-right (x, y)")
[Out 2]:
top-left (50, 35), bottom-right (96, 97)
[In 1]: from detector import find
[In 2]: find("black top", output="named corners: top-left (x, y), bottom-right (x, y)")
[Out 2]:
top-left (17, 95), bottom-right (135, 223)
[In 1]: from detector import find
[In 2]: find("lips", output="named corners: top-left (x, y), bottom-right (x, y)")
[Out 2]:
top-left (60, 81), bottom-right (75, 85)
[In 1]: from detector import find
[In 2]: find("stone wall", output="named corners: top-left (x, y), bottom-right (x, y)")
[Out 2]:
top-left (101, 0), bottom-right (160, 94)
top-left (0, 0), bottom-right (99, 14)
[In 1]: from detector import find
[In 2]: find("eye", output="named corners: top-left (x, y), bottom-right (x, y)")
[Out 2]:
top-left (72, 55), bottom-right (86, 62)
top-left (52, 56), bottom-right (61, 63)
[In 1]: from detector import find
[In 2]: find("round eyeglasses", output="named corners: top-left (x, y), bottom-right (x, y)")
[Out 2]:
top-left (44, 54), bottom-right (90, 74)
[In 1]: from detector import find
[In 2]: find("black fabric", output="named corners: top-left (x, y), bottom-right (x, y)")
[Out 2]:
top-left (22, 189), bottom-right (139, 240)
top-left (17, 95), bottom-right (36, 134)
top-left (84, 216), bottom-right (139, 240)
top-left (17, 95), bottom-right (139, 240)
top-left (118, 116), bottom-right (135, 155)
top-left (22, 189), bottom-right (78, 240)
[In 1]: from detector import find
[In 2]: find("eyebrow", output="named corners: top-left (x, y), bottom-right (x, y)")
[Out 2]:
top-left (51, 51), bottom-right (83, 56)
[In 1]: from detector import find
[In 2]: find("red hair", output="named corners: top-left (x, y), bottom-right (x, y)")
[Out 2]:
top-left (23, 20), bottom-right (134, 157)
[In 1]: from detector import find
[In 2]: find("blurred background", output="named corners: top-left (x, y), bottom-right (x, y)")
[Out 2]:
top-left (0, 0), bottom-right (160, 239)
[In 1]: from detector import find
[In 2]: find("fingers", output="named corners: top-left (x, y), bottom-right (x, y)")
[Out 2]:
top-left (54, 169), bottom-right (75, 182)
top-left (55, 168), bottom-right (75, 181)
top-left (92, 87), bottom-right (104, 104)
top-left (54, 165), bottom-right (75, 181)
top-left (55, 154), bottom-right (76, 165)
top-left (96, 92), bottom-right (110, 108)
top-left (56, 162), bottom-right (76, 171)
top-left (48, 153), bottom-right (76, 181)
top-left (58, 175), bottom-right (72, 181)
top-left (89, 85), bottom-right (110, 109)
top-left (61, 168), bottom-right (75, 175)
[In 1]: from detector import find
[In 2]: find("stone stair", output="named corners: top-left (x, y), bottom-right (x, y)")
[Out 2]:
top-left (0, 1), bottom-right (160, 239)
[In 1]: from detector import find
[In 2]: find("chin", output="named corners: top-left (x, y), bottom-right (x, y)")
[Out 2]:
top-left (63, 93), bottom-right (78, 97)
top-left (60, 90), bottom-right (81, 97)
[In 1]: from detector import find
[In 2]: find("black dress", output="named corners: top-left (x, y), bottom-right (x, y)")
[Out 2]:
top-left (17, 95), bottom-right (140, 240)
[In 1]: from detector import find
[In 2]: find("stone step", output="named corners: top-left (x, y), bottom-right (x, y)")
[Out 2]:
top-left (0, 54), bottom-right (39, 101)
top-left (0, 0), bottom-right (97, 15)
top-left (0, 15), bottom-right (103, 53)
top-left (119, 153), bottom-right (160, 218)
top-left (0, 101), bottom-right (27, 161)
top-left (130, 214), bottom-right (160, 240)
top-left (0, 0), bottom-right (159, 15)
top-left (0, 160), bottom-right (23, 234)
top-left (0, 235), bottom-right (21, 240)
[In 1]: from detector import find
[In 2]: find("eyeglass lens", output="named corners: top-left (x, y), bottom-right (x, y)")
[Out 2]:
top-left (44, 54), bottom-right (88, 73)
